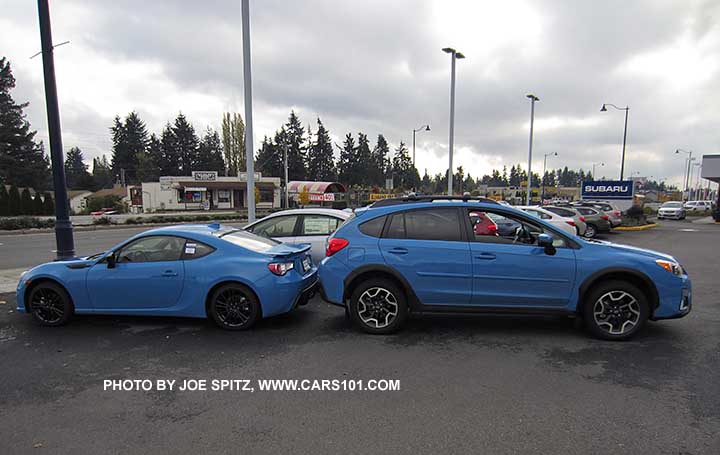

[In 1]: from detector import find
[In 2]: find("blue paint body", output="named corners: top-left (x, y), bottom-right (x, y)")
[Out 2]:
top-left (17, 225), bottom-right (317, 320)
top-left (319, 202), bottom-right (691, 321)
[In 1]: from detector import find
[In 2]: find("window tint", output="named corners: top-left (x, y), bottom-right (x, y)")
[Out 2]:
top-left (466, 209), bottom-right (566, 248)
top-left (182, 241), bottom-right (215, 260)
top-left (300, 215), bottom-right (341, 236)
top-left (404, 208), bottom-right (462, 241)
top-left (117, 236), bottom-right (185, 263)
top-left (220, 230), bottom-right (279, 252)
top-left (249, 215), bottom-right (298, 238)
top-left (386, 213), bottom-right (405, 239)
top-left (546, 207), bottom-right (575, 217)
top-left (359, 216), bottom-right (386, 237)
top-left (576, 207), bottom-right (597, 216)
top-left (523, 209), bottom-right (551, 220)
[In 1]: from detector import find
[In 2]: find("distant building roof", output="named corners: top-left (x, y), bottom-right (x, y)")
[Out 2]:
top-left (89, 187), bottom-right (128, 199)
top-left (288, 181), bottom-right (346, 193)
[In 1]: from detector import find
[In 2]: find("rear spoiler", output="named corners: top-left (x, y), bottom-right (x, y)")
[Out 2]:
top-left (265, 243), bottom-right (312, 258)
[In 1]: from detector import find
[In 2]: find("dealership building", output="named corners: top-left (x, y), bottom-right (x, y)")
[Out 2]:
top-left (135, 171), bottom-right (281, 212)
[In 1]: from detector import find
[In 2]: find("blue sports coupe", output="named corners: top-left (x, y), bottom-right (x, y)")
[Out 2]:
top-left (16, 224), bottom-right (318, 330)
top-left (318, 195), bottom-right (692, 340)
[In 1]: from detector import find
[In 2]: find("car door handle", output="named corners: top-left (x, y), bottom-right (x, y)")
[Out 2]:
top-left (161, 270), bottom-right (178, 277)
top-left (475, 253), bottom-right (496, 260)
top-left (387, 247), bottom-right (408, 255)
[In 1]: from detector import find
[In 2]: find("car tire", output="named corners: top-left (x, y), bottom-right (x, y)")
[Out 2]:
top-left (583, 280), bottom-right (649, 341)
top-left (28, 281), bottom-right (73, 327)
top-left (349, 278), bottom-right (408, 334)
top-left (208, 283), bottom-right (261, 330)
top-left (583, 224), bottom-right (597, 238)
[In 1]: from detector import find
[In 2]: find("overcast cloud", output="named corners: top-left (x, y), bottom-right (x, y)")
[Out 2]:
top-left (2, 0), bottom-right (719, 186)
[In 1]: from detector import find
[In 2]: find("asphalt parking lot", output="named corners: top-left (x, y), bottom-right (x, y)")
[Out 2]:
top-left (0, 221), bottom-right (718, 454)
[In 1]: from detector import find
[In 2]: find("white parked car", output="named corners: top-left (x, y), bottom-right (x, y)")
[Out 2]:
top-left (657, 201), bottom-right (686, 220)
top-left (243, 208), bottom-right (352, 263)
top-left (515, 206), bottom-right (578, 236)
top-left (684, 200), bottom-right (714, 211)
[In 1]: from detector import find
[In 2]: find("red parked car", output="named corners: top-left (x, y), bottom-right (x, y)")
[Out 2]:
top-left (469, 211), bottom-right (498, 236)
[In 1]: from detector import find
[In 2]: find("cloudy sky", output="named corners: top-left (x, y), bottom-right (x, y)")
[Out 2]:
top-left (2, 0), bottom-right (719, 187)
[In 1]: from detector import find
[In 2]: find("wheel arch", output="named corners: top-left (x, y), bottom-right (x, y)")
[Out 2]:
top-left (577, 267), bottom-right (659, 317)
top-left (24, 277), bottom-right (75, 313)
top-left (204, 280), bottom-right (262, 319)
top-left (343, 264), bottom-right (420, 310)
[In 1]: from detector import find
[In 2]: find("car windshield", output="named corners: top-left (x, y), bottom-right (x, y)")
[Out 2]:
top-left (662, 202), bottom-right (683, 208)
top-left (220, 230), bottom-right (279, 252)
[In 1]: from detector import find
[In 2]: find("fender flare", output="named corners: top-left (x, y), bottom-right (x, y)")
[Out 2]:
top-left (577, 267), bottom-right (659, 313)
top-left (343, 264), bottom-right (422, 310)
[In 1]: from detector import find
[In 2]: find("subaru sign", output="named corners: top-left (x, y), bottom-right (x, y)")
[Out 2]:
top-left (581, 180), bottom-right (634, 200)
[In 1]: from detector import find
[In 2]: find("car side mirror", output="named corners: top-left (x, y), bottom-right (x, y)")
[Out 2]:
top-left (106, 253), bottom-right (116, 269)
top-left (537, 233), bottom-right (556, 255)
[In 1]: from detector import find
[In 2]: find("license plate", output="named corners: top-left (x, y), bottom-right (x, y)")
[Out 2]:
top-left (302, 257), bottom-right (311, 272)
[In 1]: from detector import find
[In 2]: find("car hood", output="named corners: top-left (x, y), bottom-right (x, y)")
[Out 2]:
top-left (586, 239), bottom-right (676, 261)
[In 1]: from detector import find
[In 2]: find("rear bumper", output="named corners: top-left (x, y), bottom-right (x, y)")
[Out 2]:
top-left (258, 268), bottom-right (318, 317)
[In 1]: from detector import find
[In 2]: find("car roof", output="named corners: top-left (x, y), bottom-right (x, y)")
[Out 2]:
top-left (139, 223), bottom-right (235, 239)
top-left (251, 208), bottom-right (350, 220)
top-left (359, 200), bottom-right (527, 218)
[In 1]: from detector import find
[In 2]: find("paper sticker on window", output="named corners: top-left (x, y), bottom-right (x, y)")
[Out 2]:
top-left (185, 243), bottom-right (197, 255)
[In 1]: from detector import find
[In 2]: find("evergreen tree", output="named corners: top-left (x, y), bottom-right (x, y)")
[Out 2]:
top-left (221, 112), bottom-right (245, 176)
top-left (7, 185), bottom-right (20, 215)
top-left (306, 118), bottom-right (336, 181)
top-left (171, 113), bottom-right (199, 174)
top-left (64, 147), bottom-right (94, 189)
top-left (42, 192), bottom-right (54, 215)
top-left (337, 133), bottom-right (356, 186)
top-left (0, 58), bottom-right (50, 189)
top-left (20, 188), bottom-right (33, 215)
top-left (197, 127), bottom-right (225, 173)
top-left (137, 134), bottom-right (161, 182)
top-left (371, 135), bottom-right (390, 187)
top-left (0, 184), bottom-right (7, 216)
top-left (355, 133), bottom-right (373, 186)
top-left (159, 123), bottom-right (178, 176)
top-left (92, 155), bottom-right (113, 189)
top-left (284, 111), bottom-right (307, 180)
top-left (391, 142), bottom-right (418, 190)
top-left (111, 111), bottom-right (149, 183)
top-left (255, 134), bottom-right (284, 179)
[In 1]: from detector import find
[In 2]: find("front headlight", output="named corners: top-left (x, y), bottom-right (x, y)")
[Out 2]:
top-left (655, 259), bottom-right (683, 276)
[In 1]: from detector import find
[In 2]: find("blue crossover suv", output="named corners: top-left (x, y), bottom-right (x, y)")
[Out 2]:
top-left (318, 196), bottom-right (691, 340)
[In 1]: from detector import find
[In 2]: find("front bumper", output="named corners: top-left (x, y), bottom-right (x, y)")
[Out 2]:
top-left (651, 276), bottom-right (692, 320)
top-left (657, 211), bottom-right (683, 219)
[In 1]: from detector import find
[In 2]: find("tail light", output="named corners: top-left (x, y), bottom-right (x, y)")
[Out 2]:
top-left (613, 211), bottom-right (620, 217)
top-left (566, 220), bottom-right (576, 227)
top-left (326, 238), bottom-right (349, 257)
top-left (579, 216), bottom-right (586, 222)
top-left (487, 224), bottom-right (498, 234)
top-left (601, 215), bottom-right (609, 220)
top-left (268, 262), bottom-right (294, 276)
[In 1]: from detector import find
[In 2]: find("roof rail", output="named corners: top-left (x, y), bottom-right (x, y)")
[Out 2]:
top-left (370, 194), bottom-right (499, 208)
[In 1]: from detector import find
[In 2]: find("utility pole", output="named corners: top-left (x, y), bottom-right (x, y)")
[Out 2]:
top-left (283, 140), bottom-right (289, 208)
top-left (241, 0), bottom-right (256, 222)
top-left (443, 47), bottom-right (464, 195)
top-left (37, 0), bottom-right (74, 259)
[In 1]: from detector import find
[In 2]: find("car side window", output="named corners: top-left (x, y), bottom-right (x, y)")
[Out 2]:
top-left (250, 215), bottom-right (298, 238)
top-left (182, 241), bottom-right (215, 260)
top-left (359, 215), bottom-right (386, 237)
top-left (467, 210), bottom-right (566, 248)
top-left (386, 208), bottom-right (462, 241)
top-left (300, 215), bottom-right (341, 236)
top-left (116, 236), bottom-right (185, 263)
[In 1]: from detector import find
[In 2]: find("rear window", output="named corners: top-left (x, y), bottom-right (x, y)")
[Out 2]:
top-left (547, 207), bottom-right (575, 217)
top-left (391, 208), bottom-right (463, 241)
top-left (220, 230), bottom-right (279, 252)
top-left (359, 215), bottom-right (386, 237)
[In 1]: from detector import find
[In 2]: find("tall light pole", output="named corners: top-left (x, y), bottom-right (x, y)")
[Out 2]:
top-left (37, 0), bottom-right (75, 259)
top-left (600, 103), bottom-right (630, 180)
top-left (676, 149), bottom-right (693, 201)
top-left (443, 47), bottom-right (464, 195)
top-left (283, 140), bottom-right (289, 208)
top-left (526, 94), bottom-right (539, 205)
top-left (412, 124), bottom-right (430, 166)
top-left (241, 0), bottom-right (256, 222)
top-left (592, 162), bottom-right (605, 179)
top-left (540, 151), bottom-right (557, 205)
top-left (691, 162), bottom-right (701, 201)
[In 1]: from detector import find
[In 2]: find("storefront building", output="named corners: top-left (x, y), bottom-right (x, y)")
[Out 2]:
top-left (137, 171), bottom-right (281, 212)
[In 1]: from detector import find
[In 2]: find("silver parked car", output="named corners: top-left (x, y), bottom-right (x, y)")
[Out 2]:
top-left (657, 201), bottom-right (686, 220)
top-left (543, 205), bottom-right (587, 236)
top-left (243, 208), bottom-right (352, 263)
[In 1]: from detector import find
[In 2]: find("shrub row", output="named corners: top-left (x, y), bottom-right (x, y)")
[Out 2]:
top-left (0, 216), bottom-right (55, 230)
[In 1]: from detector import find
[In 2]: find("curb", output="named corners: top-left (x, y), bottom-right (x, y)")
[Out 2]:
top-left (614, 223), bottom-right (658, 231)
top-left (0, 218), bottom-right (248, 236)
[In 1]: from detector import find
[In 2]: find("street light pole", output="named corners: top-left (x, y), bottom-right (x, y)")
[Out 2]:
top-left (412, 124), bottom-right (430, 167)
top-left (676, 149), bottom-right (693, 201)
top-left (241, 0), bottom-right (256, 222)
top-left (37, 0), bottom-right (75, 260)
top-left (283, 140), bottom-right (289, 208)
top-left (540, 151), bottom-right (557, 205)
top-left (526, 94), bottom-right (539, 205)
top-left (443, 47), bottom-right (464, 195)
top-left (600, 103), bottom-right (630, 180)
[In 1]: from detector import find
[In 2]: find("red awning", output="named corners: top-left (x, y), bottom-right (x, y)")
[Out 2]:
top-left (287, 181), bottom-right (346, 193)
